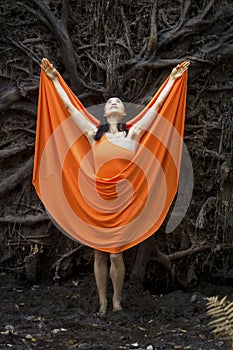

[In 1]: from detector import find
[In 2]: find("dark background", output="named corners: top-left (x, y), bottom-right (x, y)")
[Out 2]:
top-left (0, 0), bottom-right (233, 292)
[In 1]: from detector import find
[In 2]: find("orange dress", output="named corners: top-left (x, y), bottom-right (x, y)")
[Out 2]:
top-left (33, 62), bottom-right (188, 253)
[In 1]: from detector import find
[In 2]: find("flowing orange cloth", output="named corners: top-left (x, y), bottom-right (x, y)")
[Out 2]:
top-left (33, 62), bottom-right (188, 253)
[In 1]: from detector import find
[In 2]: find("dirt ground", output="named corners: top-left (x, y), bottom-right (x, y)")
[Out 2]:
top-left (0, 272), bottom-right (232, 350)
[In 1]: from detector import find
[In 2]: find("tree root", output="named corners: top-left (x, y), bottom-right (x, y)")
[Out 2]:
top-left (150, 243), bottom-right (211, 289)
top-left (0, 157), bottom-right (33, 197)
top-left (0, 86), bottom-right (21, 112)
top-left (9, 101), bottom-right (37, 117)
top-left (0, 214), bottom-right (49, 225)
top-left (52, 245), bottom-right (85, 282)
top-left (196, 197), bottom-right (216, 229)
top-left (29, 0), bottom-right (83, 93)
top-left (0, 144), bottom-right (34, 161)
top-left (0, 81), bottom-right (39, 112)
top-left (145, 0), bottom-right (158, 58)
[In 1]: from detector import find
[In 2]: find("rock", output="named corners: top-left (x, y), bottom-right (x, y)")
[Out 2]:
top-left (146, 345), bottom-right (154, 350)
top-left (190, 294), bottom-right (198, 303)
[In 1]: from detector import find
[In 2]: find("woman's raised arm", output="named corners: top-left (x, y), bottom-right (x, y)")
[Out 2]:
top-left (41, 58), bottom-right (98, 138)
top-left (128, 62), bottom-right (190, 140)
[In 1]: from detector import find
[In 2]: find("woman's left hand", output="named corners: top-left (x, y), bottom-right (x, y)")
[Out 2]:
top-left (170, 61), bottom-right (190, 80)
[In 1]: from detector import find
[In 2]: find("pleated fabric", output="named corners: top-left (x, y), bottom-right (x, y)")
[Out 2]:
top-left (33, 61), bottom-right (188, 252)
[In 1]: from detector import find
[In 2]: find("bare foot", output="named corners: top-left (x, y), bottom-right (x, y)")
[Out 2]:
top-left (113, 299), bottom-right (122, 312)
top-left (98, 299), bottom-right (108, 316)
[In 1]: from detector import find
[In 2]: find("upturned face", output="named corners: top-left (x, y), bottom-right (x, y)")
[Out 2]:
top-left (104, 97), bottom-right (126, 120)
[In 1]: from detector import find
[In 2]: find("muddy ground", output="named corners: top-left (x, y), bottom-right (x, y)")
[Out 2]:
top-left (0, 272), bottom-right (232, 350)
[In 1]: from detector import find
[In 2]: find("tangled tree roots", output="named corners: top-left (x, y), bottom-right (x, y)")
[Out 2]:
top-left (0, 0), bottom-right (233, 289)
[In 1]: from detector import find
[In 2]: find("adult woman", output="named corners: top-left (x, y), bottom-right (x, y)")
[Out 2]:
top-left (39, 58), bottom-right (189, 315)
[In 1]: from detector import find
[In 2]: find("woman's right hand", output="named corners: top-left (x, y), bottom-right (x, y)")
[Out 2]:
top-left (41, 58), bottom-right (58, 80)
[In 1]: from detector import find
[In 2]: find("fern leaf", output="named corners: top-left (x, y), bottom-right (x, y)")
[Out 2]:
top-left (207, 307), bottom-right (226, 316)
top-left (225, 301), bottom-right (233, 313)
top-left (207, 307), bottom-right (224, 314)
top-left (212, 323), bottom-right (231, 333)
top-left (209, 317), bottom-right (231, 326)
top-left (206, 295), bottom-right (233, 345)
top-left (219, 296), bottom-right (228, 305)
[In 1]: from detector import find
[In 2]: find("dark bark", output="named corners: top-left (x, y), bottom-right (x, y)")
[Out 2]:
top-left (0, 158), bottom-right (33, 197)
top-left (130, 236), bottom-right (157, 283)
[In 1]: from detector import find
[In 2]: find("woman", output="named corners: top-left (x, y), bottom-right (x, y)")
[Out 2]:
top-left (40, 58), bottom-right (189, 315)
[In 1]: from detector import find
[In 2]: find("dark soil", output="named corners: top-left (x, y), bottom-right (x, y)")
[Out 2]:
top-left (0, 273), bottom-right (232, 350)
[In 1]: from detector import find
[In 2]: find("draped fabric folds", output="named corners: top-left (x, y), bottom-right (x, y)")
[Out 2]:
top-left (33, 61), bottom-right (188, 253)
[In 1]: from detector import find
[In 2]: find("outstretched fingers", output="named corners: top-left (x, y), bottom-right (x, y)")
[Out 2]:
top-left (180, 61), bottom-right (190, 71)
top-left (41, 58), bottom-right (53, 71)
top-left (170, 61), bottom-right (190, 80)
top-left (182, 61), bottom-right (190, 71)
top-left (41, 58), bottom-right (48, 71)
top-left (175, 61), bottom-right (190, 75)
top-left (42, 57), bottom-right (49, 67)
top-left (40, 58), bottom-right (58, 80)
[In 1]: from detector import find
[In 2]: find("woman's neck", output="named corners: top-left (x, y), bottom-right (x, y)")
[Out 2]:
top-left (108, 122), bottom-right (119, 134)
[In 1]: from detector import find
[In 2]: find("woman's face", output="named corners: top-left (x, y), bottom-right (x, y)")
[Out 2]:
top-left (104, 97), bottom-right (126, 120)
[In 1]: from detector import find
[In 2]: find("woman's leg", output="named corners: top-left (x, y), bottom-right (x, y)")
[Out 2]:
top-left (110, 253), bottom-right (125, 311)
top-left (94, 249), bottom-right (108, 315)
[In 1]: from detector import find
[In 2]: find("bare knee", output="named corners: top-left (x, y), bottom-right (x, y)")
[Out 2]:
top-left (110, 253), bottom-right (124, 270)
top-left (94, 250), bottom-right (107, 265)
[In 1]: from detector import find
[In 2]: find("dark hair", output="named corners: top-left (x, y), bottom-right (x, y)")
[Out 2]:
top-left (94, 123), bottom-right (129, 141)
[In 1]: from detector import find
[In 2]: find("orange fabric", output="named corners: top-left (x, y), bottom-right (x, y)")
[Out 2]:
top-left (33, 62), bottom-right (188, 253)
